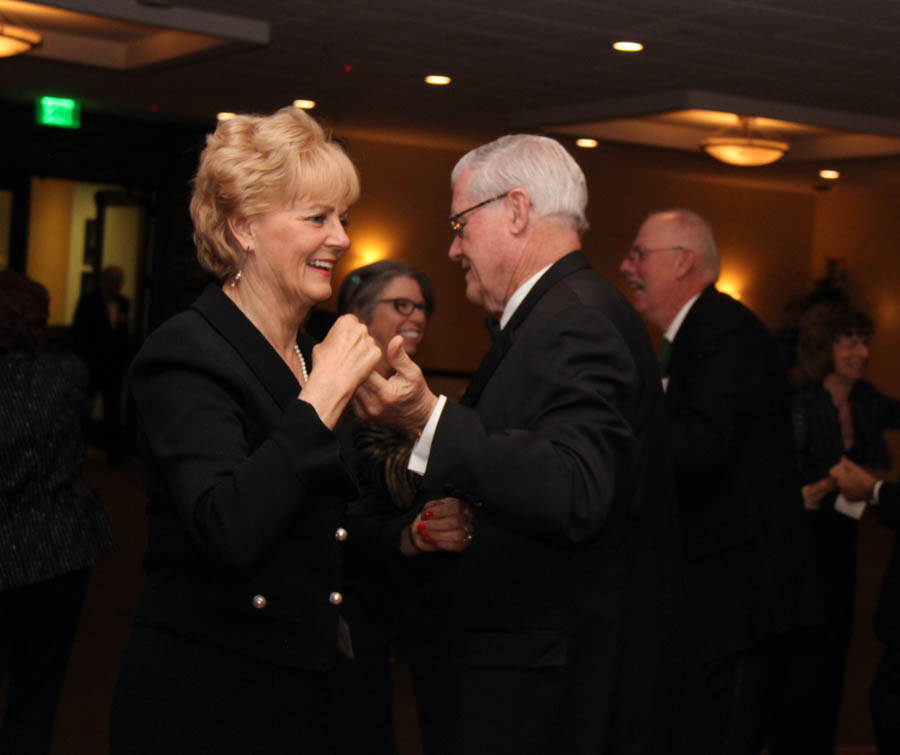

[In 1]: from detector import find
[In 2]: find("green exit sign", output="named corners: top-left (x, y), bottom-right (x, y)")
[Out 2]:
top-left (36, 96), bottom-right (81, 129)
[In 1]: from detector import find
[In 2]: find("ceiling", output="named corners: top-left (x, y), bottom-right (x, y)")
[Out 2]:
top-left (7, 0), bottom-right (900, 173)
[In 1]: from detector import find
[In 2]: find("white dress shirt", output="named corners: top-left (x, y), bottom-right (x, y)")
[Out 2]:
top-left (408, 264), bottom-right (553, 475)
top-left (660, 292), bottom-right (701, 392)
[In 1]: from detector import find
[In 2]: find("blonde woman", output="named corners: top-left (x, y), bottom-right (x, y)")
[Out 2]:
top-left (110, 107), bottom-right (381, 754)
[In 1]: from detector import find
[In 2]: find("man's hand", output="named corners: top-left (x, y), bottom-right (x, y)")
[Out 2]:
top-left (353, 334), bottom-right (438, 432)
top-left (830, 457), bottom-right (878, 502)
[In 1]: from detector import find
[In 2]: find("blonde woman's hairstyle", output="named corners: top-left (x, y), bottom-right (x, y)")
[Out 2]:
top-left (190, 106), bottom-right (360, 281)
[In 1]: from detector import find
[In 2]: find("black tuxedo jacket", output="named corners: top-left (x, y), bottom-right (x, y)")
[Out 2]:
top-left (419, 252), bottom-right (684, 754)
top-left (666, 285), bottom-right (815, 661)
top-left (875, 481), bottom-right (900, 644)
top-left (128, 284), bottom-right (357, 671)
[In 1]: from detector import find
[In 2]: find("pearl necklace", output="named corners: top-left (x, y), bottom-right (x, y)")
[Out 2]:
top-left (293, 343), bottom-right (309, 384)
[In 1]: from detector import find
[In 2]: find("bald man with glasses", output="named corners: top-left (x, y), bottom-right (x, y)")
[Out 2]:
top-left (620, 208), bottom-right (817, 755)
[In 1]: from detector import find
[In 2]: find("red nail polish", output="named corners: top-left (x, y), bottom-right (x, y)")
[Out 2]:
top-left (420, 531), bottom-right (430, 538)
top-left (416, 523), bottom-right (427, 531)
top-left (423, 510), bottom-right (434, 520)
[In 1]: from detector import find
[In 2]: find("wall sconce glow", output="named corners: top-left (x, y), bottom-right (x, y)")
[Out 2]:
top-left (216, 112), bottom-right (236, 121)
top-left (351, 246), bottom-right (388, 267)
top-left (716, 276), bottom-right (742, 301)
top-left (819, 169), bottom-right (840, 180)
top-left (293, 99), bottom-right (316, 110)
top-left (612, 41), bottom-right (643, 52)
top-left (346, 235), bottom-right (391, 269)
top-left (576, 138), bottom-right (598, 148)
top-left (36, 96), bottom-right (81, 129)
top-left (425, 75), bottom-right (451, 86)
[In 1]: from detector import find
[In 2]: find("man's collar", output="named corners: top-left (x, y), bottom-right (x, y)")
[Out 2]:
top-left (663, 291), bottom-right (702, 343)
top-left (499, 263), bottom-right (553, 329)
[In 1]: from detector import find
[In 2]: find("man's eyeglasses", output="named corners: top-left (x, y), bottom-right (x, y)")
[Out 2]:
top-left (448, 192), bottom-right (509, 237)
top-left (624, 244), bottom-right (684, 263)
top-left (380, 298), bottom-right (427, 315)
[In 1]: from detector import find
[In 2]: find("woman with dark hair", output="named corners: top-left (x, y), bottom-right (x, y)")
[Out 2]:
top-left (330, 261), bottom-right (471, 754)
top-left (789, 299), bottom-right (900, 753)
top-left (0, 270), bottom-right (115, 754)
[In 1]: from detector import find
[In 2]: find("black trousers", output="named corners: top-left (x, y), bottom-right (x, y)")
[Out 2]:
top-left (688, 640), bottom-right (780, 755)
top-left (0, 569), bottom-right (90, 755)
top-left (872, 643), bottom-right (900, 755)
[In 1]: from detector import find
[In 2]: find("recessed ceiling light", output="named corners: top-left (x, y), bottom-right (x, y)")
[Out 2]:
top-left (612, 41), bottom-right (643, 53)
top-left (576, 138), bottom-right (598, 148)
top-left (293, 99), bottom-right (316, 110)
top-left (819, 169), bottom-right (840, 180)
top-left (425, 75), bottom-right (451, 86)
top-left (216, 112), bottom-right (235, 121)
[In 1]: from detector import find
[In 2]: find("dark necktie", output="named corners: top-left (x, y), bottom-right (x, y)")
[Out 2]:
top-left (659, 337), bottom-right (673, 376)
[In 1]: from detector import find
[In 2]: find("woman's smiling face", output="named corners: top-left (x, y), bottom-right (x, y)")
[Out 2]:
top-left (831, 332), bottom-right (870, 384)
top-left (243, 198), bottom-right (350, 309)
top-left (365, 275), bottom-right (428, 374)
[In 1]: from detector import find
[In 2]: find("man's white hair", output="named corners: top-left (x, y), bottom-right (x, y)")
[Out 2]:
top-left (452, 134), bottom-right (589, 236)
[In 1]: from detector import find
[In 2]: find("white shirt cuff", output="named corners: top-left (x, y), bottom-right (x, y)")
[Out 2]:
top-left (408, 394), bottom-right (447, 476)
top-left (873, 479), bottom-right (884, 504)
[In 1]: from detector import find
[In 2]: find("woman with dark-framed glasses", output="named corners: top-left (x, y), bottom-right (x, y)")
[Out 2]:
top-left (338, 260), bottom-right (434, 380)
top-left (329, 261), bottom-right (473, 753)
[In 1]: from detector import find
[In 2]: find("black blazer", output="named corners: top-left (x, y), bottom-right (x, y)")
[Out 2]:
top-left (419, 252), bottom-right (684, 754)
top-left (666, 285), bottom-right (815, 661)
top-left (129, 284), bottom-right (357, 671)
top-left (875, 481), bottom-right (900, 644)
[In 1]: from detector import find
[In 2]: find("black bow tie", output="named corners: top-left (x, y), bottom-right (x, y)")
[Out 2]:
top-left (484, 316), bottom-right (501, 343)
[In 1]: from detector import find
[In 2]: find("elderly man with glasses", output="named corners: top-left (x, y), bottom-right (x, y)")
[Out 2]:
top-left (355, 134), bottom-right (685, 755)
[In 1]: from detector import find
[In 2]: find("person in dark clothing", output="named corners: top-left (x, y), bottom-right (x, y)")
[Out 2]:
top-left (620, 209), bottom-right (817, 755)
top-left (789, 301), bottom-right (900, 753)
top-left (108, 106), bottom-right (388, 755)
top-left (0, 270), bottom-right (115, 755)
top-left (330, 261), bottom-right (471, 754)
top-left (356, 135), bottom-right (685, 755)
top-left (831, 457), bottom-right (900, 755)
top-left (72, 264), bottom-right (132, 465)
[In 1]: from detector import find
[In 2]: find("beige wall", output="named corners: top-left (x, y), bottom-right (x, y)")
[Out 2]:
top-left (333, 136), bottom-right (818, 375)
top-left (102, 205), bottom-right (141, 312)
top-left (65, 184), bottom-right (137, 324)
top-left (27, 178), bottom-right (74, 324)
top-left (24, 180), bottom-right (133, 325)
